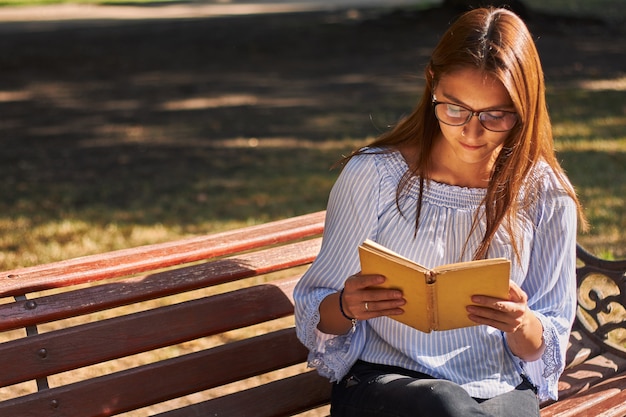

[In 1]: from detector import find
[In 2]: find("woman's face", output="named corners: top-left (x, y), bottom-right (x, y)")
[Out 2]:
top-left (431, 68), bottom-right (515, 176)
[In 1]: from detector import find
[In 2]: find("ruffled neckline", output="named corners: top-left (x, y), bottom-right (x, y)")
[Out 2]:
top-left (383, 149), bottom-right (487, 210)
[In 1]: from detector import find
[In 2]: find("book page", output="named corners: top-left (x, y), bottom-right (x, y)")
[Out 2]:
top-left (434, 260), bottom-right (510, 331)
top-left (359, 240), bottom-right (428, 272)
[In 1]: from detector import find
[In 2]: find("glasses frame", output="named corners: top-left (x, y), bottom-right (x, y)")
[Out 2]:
top-left (432, 100), bottom-right (518, 132)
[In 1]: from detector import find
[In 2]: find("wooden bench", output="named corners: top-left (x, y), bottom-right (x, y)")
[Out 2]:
top-left (0, 210), bottom-right (624, 417)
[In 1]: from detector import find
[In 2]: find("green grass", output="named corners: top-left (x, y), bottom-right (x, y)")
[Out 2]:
top-left (549, 85), bottom-right (626, 260)
top-left (0, 0), bottom-right (624, 271)
top-left (3, 84), bottom-right (624, 271)
top-left (0, 140), bottom-right (361, 269)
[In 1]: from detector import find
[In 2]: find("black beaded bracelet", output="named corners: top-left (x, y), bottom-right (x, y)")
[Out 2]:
top-left (339, 288), bottom-right (356, 325)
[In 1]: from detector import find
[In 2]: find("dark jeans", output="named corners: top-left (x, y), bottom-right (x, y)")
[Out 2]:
top-left (331, 361), bottom-right (540, 417)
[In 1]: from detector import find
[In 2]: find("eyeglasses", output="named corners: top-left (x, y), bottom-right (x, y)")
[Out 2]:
top-left (432, 100), bottom-right (518, 132)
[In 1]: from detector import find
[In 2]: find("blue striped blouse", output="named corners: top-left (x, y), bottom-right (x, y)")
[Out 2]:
top-left (294, 148), bottom-right (578, 401)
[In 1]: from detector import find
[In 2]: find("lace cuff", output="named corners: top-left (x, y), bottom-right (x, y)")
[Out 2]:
top-left (298, 289), bottom-right (362, 382)
top-left (521, 314), bottom-right (564, 401)
top-left (308, 327), bottom-right (357, 382)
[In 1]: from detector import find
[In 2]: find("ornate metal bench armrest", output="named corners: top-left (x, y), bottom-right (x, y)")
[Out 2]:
top-left (576, 244), bottom-right (626, 357)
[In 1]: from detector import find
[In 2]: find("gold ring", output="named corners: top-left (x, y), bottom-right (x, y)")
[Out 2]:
top-left (365, 302), bottom-right (369, 311)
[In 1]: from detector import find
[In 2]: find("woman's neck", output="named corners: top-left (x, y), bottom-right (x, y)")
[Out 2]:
top-left (399, 139), bottom-right (494, 189)
top-left (428, 157), bottom-right (491, 188)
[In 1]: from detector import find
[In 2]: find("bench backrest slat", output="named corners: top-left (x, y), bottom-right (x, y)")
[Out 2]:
top-left (0, 329), bottom-right (308, 417)
top-left (0, 277), bottom-right (300, 388)
top-left (0, 211), bottom-right (325, 297)
top-left (0, 238), bottom-right (321, 332)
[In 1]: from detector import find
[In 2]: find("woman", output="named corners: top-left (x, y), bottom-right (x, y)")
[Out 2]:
top-left (294, 7), bottom-right (586, 417)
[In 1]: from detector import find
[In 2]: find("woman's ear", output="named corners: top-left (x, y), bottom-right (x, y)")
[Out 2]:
top-left (427, 67), bottom-right (437, 90)
top-left (426, 63), bottom-right (435, 80)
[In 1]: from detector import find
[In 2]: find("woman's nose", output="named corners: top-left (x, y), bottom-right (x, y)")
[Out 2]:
top-left (463, 114), bottom-right (486, 138)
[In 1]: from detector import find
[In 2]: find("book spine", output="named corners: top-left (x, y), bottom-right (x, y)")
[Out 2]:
top-left (426, 271), bottom-right (438, 331)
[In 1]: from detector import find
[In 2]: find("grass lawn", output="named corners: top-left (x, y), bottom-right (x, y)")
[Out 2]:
top-left (0, 0), bottom-right (624, 270)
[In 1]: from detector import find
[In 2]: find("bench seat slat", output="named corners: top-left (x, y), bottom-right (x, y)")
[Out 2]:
top-left (156, 371), bottom-right (332, 417)
top-left (0, 328), bottom-right (308, 417)
top-left (540, 373), bottom-right (626, 417)
top-left (564, 326), bottom-right (605, 370)
top-left (0, 238), bottom-right (321, 332)
top-left (543, 351), bottom-right (626, 406)
top-left (0, 278), bottom-right (300, 388)
top-left (0, 211), bottom-right (325, 297)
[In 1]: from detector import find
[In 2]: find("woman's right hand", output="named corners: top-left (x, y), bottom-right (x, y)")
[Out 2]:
top-left (342, 273), bottom-right (405, 320)
top-left (317, 273), bottom-right (405, 335)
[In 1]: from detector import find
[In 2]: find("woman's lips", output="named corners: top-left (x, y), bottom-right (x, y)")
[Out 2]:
top-left (460, 142), bottom-right (484, 151)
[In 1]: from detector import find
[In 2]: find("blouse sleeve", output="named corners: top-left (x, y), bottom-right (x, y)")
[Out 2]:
top-left (294, 152), bottom-right (383, 382)
top-left (514, 178), bottom-right (579, 401)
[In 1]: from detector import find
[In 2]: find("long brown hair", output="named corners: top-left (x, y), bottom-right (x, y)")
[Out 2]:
top-left (347, 7), bottom-right (586, 260)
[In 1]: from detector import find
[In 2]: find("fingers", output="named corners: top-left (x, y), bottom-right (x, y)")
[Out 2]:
top-left (467, 281), bottom-right (529, 332)
top-left (508, 280), bottom-right (528, 303)
top-left (359, 298), bottom-right (406, 318)
top-left (344, 273), bottom-right (385, 290)
top-left (467, 304), bottom-right (526, 332)
top-left (342, 273), bottom-right (405, 320)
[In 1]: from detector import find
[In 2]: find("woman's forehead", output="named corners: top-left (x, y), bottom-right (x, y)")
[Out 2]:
top-left (435, 68), bottom-right (513, 109)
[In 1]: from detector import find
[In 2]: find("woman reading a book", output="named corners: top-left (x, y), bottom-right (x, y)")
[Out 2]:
top-left (294, 6), bottom-right (586, 417)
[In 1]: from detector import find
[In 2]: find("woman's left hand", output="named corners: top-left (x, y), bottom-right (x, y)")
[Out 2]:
top-left (467, 280), bottom-right (545, 361)
top-left (466, 280), bottom-right (529, 333)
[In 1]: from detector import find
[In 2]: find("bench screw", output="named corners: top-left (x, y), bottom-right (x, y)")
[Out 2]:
top-left (38, 348), bottom-right (48, 359)
top-left (50, 399), bottom-right (59, 409)
top-left (25, 300), bottom-right (37, 310)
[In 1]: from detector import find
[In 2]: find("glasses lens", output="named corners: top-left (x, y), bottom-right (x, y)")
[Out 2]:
top-left (478, 111), bottom-right (517, 132)
top-left (435, 103), bottom-right (470, 126)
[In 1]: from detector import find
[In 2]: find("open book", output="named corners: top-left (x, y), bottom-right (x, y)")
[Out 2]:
top-left (358, 239), bottom-right (510, 333)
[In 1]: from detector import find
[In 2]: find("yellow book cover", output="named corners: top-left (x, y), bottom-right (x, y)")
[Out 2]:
top-left (358, 239), bottom-right (510, 332)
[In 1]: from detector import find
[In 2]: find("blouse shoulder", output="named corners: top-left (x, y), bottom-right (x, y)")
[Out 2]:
top-left (522, 161), bottom-right (578, 228)
top-left (338, 148), bottom-right (407, 193)
top-left (525, 161), bottom-right (576, 204)
top-left (342, 147), bottom-right (405, 175)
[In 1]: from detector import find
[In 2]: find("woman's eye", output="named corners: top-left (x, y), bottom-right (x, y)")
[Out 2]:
top-left (446, 104), bottom-right (466, 118)
top-left (481, 111), bottom-right (506, 121)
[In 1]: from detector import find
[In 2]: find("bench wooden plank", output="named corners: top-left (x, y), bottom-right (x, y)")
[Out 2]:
top-left (0, 276), bottom-right (301, 388)
top-left (0, 328), bottom-right (308, 417)
top-left (552, 351), bottom-right (626, 403)
top-left (0, 211), bottom-right (325, 297)
top-left (156, 371), bottom-right (332, 417)
top-left (564, 326), bottom-right (605, 370)
top-left (541, 373), bottom-right (626, 417)
top-left (0, 238), bottom-right (321, 332)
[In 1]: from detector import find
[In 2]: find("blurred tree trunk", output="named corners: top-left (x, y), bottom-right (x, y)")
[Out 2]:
top-left (442, 0), bottom-right (530, 20)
